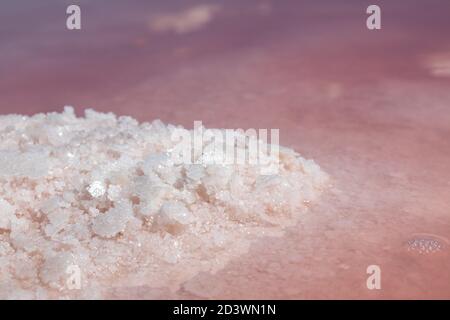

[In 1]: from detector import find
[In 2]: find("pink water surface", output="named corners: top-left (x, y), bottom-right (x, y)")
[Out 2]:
top-left (1, 0), bottom-right (450, 299)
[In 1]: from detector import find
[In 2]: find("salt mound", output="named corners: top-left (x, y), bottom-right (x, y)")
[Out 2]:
top-left (0, 107), bottom-right (328, 299)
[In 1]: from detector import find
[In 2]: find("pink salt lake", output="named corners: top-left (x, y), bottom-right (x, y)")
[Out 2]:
top-left (0, 0), bottom-right (449, 299)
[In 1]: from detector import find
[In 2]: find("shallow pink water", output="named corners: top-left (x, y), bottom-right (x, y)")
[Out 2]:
top-left (1, 0), bottom-right (450, 299)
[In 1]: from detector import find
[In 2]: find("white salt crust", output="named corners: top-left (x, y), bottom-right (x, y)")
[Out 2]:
top-left (0, 107), bottom-right (328, 299)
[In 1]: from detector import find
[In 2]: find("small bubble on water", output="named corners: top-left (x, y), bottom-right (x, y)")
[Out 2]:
top-left (406, 234), bottom-right (448, 255)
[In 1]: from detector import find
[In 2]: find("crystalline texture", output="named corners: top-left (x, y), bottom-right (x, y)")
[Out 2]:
top-left (87, 181), bottom-right (106, 198)
top-left (0, 150), bottom-right (48, 178)
top-left (0, 107), bottom-right (328, 299)
top-left (0, 199), bottom-right (15, 230)
top-left (91, 201), bottom-right (134, 238)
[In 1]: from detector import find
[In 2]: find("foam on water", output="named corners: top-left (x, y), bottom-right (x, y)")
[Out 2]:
top-left (406, 233), bottom-right (449, 255)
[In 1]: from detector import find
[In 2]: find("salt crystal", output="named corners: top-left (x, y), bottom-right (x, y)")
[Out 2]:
top-left (91, 201), bottom-right (133, 238)
top-left (159, 200), bottom-right (192, 225)
top-left (0, 151), bottom-right (48, 178)
top-left (186, 165), bottom-right (205, 182)
top-left (87, 181), bottom-right (106, 198)
top-left (0, 199), bottom-right (15, 230)
top-left (107, 184), bottom-right (122, 201)
top-left (0, 108), bottom-right (328, 299)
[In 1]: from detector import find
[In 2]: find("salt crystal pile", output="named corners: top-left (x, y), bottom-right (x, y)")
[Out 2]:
top-left (0, 107), bottom-right (328, 299)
